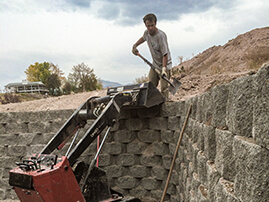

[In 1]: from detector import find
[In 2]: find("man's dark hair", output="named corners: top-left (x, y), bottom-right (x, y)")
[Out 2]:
top-left (143, 13), bottom-right (157, 24)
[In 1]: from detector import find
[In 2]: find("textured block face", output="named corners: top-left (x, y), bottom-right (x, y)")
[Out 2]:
top-left (211, 84), bottom-right (229, 128)
top-left (215, 129), bottom-right (235, 181)
top-left (225, 76), bottom-right (254, 138)
top-left (233, 136), bottom-right (269, 202)
top-left (203, 125), bottom-right (216, 160)
top-left (253, 62), bottom-right (269, 150)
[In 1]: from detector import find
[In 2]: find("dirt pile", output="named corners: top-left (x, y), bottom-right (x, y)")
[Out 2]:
top-left (171, 26), bottom-right (269, 101)
top-left (0, 27), bottom-right (268, 112)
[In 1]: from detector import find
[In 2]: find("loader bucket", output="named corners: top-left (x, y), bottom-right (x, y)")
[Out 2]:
top-left (107, 82), bottom-right (165, 108)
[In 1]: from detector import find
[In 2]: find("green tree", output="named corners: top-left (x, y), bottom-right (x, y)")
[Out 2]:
top-left (46, 73), bottom-right (61, 95)
top-left (62, 80), bottom-right (72, 95)
top-left (25, 62), bottom-right (51, 85)
top-left (68, 63), bottom-right (102, 92)
top-left (49, 63), bottom-right (65, 83)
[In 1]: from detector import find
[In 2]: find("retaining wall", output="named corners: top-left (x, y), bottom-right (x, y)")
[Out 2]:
top-left (0, 63), bottom-right (268, 201)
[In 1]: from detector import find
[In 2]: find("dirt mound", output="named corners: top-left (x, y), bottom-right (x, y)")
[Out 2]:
top-left (0, 27), bottom-right (268, 112)
top-left (171, 26), bottom-right (269, 101)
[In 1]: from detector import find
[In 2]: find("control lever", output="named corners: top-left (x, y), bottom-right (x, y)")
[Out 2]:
top-left (81, 125), bottom-right (112, 191)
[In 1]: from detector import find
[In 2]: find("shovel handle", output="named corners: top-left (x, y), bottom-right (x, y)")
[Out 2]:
top-left (137, 53), bottom-right (174, 87)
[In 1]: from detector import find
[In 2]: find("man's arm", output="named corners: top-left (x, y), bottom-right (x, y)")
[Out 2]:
top-left (161, 54), bottom-right (168, 77)
top-left (132, 37), bottom-right (145, 55)
top-left (162, 54), bottom-right (168, 67)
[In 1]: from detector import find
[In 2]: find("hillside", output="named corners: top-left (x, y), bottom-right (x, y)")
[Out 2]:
top-left (170, 26), bottom-right (269, 101)
top-left (0, 27), bottom-right (268, 112)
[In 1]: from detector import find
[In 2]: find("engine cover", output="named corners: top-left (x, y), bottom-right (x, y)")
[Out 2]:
top-left (9, 154), bottom-right (85, 202)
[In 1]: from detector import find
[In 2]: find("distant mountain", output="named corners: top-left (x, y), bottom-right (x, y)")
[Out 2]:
top-left (100, 80), bottom-right (122, 88)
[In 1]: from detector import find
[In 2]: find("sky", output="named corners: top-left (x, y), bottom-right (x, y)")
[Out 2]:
top-left (0, 0), bottom-right (269, 91)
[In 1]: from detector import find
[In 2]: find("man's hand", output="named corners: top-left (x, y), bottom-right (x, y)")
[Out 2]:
top-left (132, 44), bottom-right (138, 55)
top-left (161, 66), bottom-right (167, 77)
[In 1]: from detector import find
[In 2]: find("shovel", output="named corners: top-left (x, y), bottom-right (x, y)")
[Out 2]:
top-left (137, 53), bottom-right (181, 95)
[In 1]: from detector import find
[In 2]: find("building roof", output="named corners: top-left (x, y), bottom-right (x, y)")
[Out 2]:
top-left (5, 81), bottom-right (45, 88)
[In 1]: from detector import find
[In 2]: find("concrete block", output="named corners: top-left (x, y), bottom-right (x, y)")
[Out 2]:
top-left (46, 110), bottom-right (66, 122)
top-left (151, 190), bottom-right (166, 201)
top-left (196, 94), bottom-right (204, 123)
top-left (191, 172), bottom-right (201, 197)
top-left (117, 154), bottom-right (136, 167)
top-left (253, 62), bottom-right (269, 149)
top-left (125, 118), bottom-right (144, 131)
top-left (0, 146), bottom-right (7, 156)
top-left (7, 145), bottom-right (26, 157)
top-left (187, 162), bottom-right (194, 181)
top-left (46, 121), bottom-right (64, 133)
top-left (197, 184), bottom-right (210, 202)
top-left (211, 84), bottom-right (229, 128)
top-left (28, 121), bottom-right (47, 133)
top-left (226, 76), bottom-right (254, 137)
top-left (140, 155), bottom-right (161, 167)
top-left (0, 112), bottom-right (10, 123)
top-left (191, 143), bottom-right (199, 173)
top-left (166, 183), bottom-right (176, 195)
top-left (5, 122), bottom-right (22, 134)
top-left (168, 116), bottom-right (181, 131)
top-left (233, 135), bottom-right (269, 202)
top-left (149, 117), bottom-right (168, 130)
top-left (215, 129), bottom-right (235, 181)
top-left (162, 154), bottom-right (172, 170)
top-left (129, 186), bottom-right (149, 198)
top-left (127, 140), bottom-right (147, 155)
top-left (14, 133), bottom-right (33, 146)
top-left (4, 187), bottom-right (18, 200)
top-left (215, 178), bottom-right (239, 202)
top-left (137, 129), bottom-right (161, 143)
top-left (106, 165), bottom-right (123, 178)
top-left (15, 111), bottom-right (40, 123)
top-left (0, 157), bottom-right (21, 169)
top-left (107, 142), bottom-right (122, 155)
top-left (130, 165), bottom-right (148, 178)
top-left (197, 91), bottom-right (213, 124)
top-left (0, 123), bottom-right (6, 134)
top-left (197, 151), bottom-right (207, 184)
top-left (197, 123), bottom-right (205, 151)
top-left (119, 108), bottom-right (137, 120)
top-left (0, 134), bottom-right (19, 146)
top-left (29, 133), bottom-right (45, 145)
top-left (152, 142), bottom-right (169, 156)
top-left (170, 170), bottom-right (179, 185)
top-left (151, 165), bottom-right (167, 180)
top-left (28, 144), bottom-right (46, 156)
top-left (113, 130), bottom-right (136, 143)
top-left (137, 105), bottom-right (160, 118)
top-left (141, 177), bottom-right (160, 190)
top-left (0, 188), bottom-right (5, 200)
top-left (98, 154), bottom-right (110, 167)
top-left (185, 96), bottom-right (197, 120)
top-left (160, 102), bottom-right (183, 117)
top-left (42, 133), bottom-right (55, 144)
top-left (191, 120), bottom-right (203, 143)
top-left (160, 130), bottom-right (174, 144)
top-left (206, 161), bottom-right (220, 201)
top-left (203, 124), bottom-right (216, 160)
top-left (117, 176), bottom-right (137, 189)
top-left (168, 143), bottom-right (176, 156)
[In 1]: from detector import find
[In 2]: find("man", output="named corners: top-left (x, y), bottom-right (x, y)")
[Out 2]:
top-left (132, 13), bottom-right (172, 99)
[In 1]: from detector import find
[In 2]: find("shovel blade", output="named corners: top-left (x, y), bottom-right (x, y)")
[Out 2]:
top-left (168, 78), bottom-right (182, 95)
